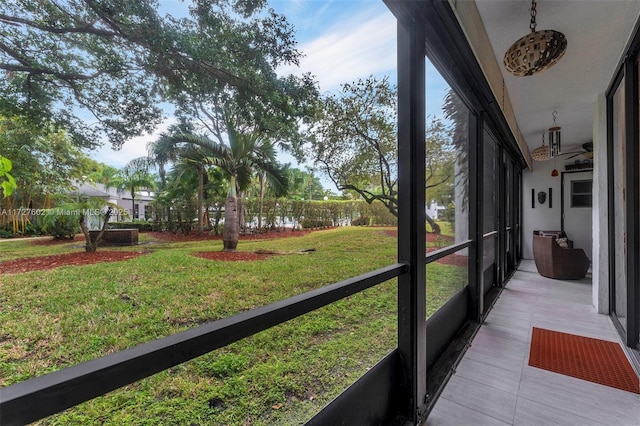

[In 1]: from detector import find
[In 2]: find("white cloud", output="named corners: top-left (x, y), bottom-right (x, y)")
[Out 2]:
top-left (90, 118), bottom-right (177, 168)
top-left (280, 10), bottom-right (397, 92)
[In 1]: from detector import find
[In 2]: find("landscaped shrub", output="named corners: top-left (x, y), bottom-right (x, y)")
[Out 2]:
top-left (0, 227), bottom-right (14, 238)
top-left (300, 218), bottom-right (333, 229)
top-left (0, 223), bottom-right (43, 238)
top-left (199, 198), bottom-right (398, 231)
top-left (356, 200), bottom-right (397, 226)
top-left (40, 212), bottom-right (80, 239)
top-left (107, 221), bottom-right (153, 232)
top-left (19, 222), bottom-right (43, 236)
top-left (351, 216), bottom-right (369, 226)
top-left (289, 200), bottom-right (305, 229)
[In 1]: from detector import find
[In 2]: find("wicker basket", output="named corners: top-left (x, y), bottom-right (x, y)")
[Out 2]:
top-left (504, 30), bottom-right (567, 77)
top-left (531, 144), bottom-right (550, 161)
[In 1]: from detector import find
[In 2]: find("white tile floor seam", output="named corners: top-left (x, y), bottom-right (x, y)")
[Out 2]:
top-left (427, 260), bottom-right (640, 426)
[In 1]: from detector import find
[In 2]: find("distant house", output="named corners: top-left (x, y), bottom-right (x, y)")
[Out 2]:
top-left (425, 200), bottom-right (446, 220)
top-left (69, 182), bottom-right (154, 224)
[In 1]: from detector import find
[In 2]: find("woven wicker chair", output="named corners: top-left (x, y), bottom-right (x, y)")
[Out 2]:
top-left (533, 231), bottom-right (590, 280)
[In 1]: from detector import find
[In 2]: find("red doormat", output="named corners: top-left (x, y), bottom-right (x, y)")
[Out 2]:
top-left (529, 327), bottom-right (640, 394)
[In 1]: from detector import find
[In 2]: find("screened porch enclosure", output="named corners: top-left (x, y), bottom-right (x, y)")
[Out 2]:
top-left (3, 0), bottom-right (640, 425)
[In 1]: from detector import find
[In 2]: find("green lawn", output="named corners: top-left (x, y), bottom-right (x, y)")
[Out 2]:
top-left (0, 227), bottom-right (467, 425)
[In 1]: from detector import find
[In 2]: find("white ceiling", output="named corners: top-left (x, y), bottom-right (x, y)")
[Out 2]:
top-left (474, 0), bottom-right (640, 155)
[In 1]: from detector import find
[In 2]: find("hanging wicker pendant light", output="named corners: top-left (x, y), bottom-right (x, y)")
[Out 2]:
top-left (531, 132), bottom-right (550, 161)
top-left (504, 0), bottom-right (567, 77)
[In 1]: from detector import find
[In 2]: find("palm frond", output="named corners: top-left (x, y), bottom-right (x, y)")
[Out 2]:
top-left (259, 161), bottom-right (289, 197)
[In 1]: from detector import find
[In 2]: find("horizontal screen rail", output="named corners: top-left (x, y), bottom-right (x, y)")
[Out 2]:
top-left (0, 263), bottom-right (407, 426)
top-left (425, 240), bottom-right (472, 264)
top-left (483, 230), bottom-right (498, 239)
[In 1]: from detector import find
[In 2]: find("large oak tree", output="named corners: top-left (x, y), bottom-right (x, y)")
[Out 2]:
top-left (306, 76), bottom-right (458, 233)
top-left (0, 0), bottom-right (316, 149)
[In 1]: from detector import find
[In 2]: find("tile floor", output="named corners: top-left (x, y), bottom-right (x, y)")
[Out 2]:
top-left (427, 260), bottom-right (640, 426)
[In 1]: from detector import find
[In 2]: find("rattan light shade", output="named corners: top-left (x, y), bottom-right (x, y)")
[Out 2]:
top-left (504, 30), bottom-right (567, 77)
top-left (531, 144), bottom-right (550, 161)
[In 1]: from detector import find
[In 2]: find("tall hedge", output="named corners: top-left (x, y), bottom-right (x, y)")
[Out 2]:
top-left (241, 198), bottom-right (396, 230)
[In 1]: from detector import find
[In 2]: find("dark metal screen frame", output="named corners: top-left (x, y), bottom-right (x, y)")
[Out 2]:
top-left (2, 1), bottom-right (535, 424)
top-left (396, 12), bottom-right (428, 423)
top-left (0, 264), bottom-right (406, 425)
top-left (606, 40), bottom-right (640, 355)
top-left (625, 57), bottom-right (640, 351)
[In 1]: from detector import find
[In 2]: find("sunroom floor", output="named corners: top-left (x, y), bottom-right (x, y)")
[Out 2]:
top-left (427, 260), bottom-right (640, 426)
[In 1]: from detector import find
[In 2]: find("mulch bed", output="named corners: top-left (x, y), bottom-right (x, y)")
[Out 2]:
top-left (0, 251), bottom-right (147, 274)
top-left (148, 227), bottom-right (319, 242)
top-left (30, 235), bottom-right (87, 246)
top-left (4, 228), bottom-right (323, 272)
top-left (192, 251), bottom-right (272, 262)
top-left (26, 228), bottom-right (320, 246)
top-left (7, 227), bottom-right (467, 271)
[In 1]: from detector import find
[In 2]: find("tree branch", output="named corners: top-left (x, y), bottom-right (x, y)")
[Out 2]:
top-left (425, 174), bottom-right (452, 190)
top-left (316, 158), bottom-right (398, 217)
top-left (0, 13), bottom-right (119, 37)
top-left (0, 62), bottom-right (113, 81)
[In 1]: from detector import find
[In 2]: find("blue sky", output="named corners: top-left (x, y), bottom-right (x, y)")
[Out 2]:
top-left (91, 0), bottom-right (449, 188)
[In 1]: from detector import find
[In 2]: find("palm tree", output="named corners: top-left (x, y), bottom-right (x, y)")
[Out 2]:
top-left (147, 135), bottom-right (179, 191)
top-left (176, 144), bottom-right (211, 234)
top-left (88, 164), bottom-right (120, 192)
top-left (171, 121), bottom-right (288, 251)
top-left (117, 158), bottom-right (155, 220)
top-left (148, 133), bottom-right (182, 226)
top-left (147, 121), bottom-right (193, 191)
top-left (161, 160), bottom-right (200, 234)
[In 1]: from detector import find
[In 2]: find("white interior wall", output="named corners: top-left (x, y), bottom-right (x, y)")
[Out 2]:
top-left (521, 160), bottom-right (563, 259)
top-left (521, 96), bottom-right (607, 312)
top-left (522, 155), bottom-right (597, 265)
top-left (592, 93), bottom-right (609, 313)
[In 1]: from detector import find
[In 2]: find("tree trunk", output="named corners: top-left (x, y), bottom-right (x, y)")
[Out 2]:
top-left (258, 172), bottom-right (265, 229)
top-left (79, 213), bottom-right (96, 252)
top-left (81, 207), bottom-right (113, 252)
top-left (238, 191), bottom-right (246, 234)
top-left (197, 165), bottom-right (204, 235)
top-left (213, 205), bottom-right (222, 235)
top-left (130, 188), bottom-right (136, 220)
top-left (223, 177), bottom-right (239, 251)
top-left (426, 213), bottom-right (441, 234)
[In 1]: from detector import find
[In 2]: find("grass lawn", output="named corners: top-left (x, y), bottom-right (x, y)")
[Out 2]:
top-left (0, 226), bottom-right (467, 425)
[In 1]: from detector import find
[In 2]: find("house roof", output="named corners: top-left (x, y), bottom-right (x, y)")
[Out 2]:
top-left (67, 182), bottom-right (112, 198)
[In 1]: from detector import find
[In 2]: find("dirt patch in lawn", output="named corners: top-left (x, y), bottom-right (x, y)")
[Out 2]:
top-left (381, 229), bottom-right (467, 267)
top-left (425, 249), bottom-right (469, 267)
top-left (380, 229), bottom-right (455, 243)
top-left (0, 251), bottom-right (147, 274)
top-left (192, 251), bottom-right (272, 262)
